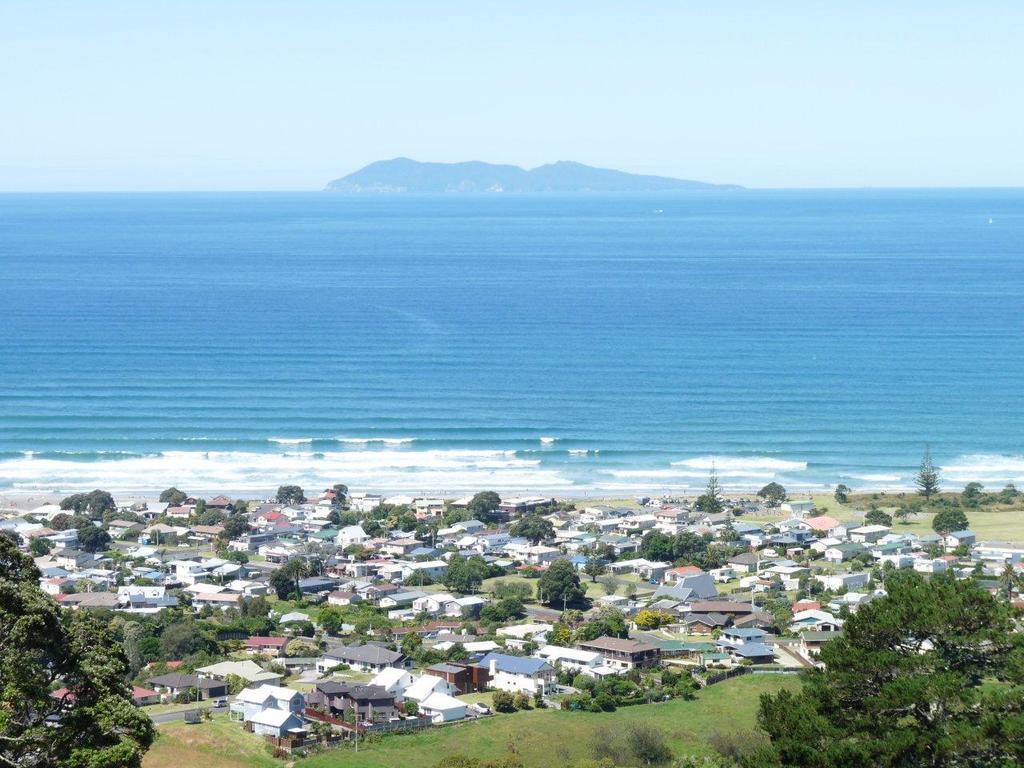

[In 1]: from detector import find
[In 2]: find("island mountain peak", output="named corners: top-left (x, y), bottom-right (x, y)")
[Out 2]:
top-left (325, 158), bottom-right (740, 193)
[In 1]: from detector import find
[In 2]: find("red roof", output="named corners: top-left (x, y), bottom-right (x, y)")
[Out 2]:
top-left (132, 686), bottom-right (158, 700)
top-left (668, 565), bottom-right (704, 576)
top-left (792, 600), bottom-right (821, 612)
top-left (262, 511), bottom-right (284, 521)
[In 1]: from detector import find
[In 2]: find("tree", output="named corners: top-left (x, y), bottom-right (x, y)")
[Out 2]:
top-left (931, 507), bottom-right (970, 534)
top-left (536, 559), bottom-right (585, 608)
top-left (278, 558), bottom-right (309, 599)
top-left (159, 621), bottom-right (211, 660)
top-left (30, 537), bottom-right (52, 556)
top-left (443, 555), bottom-right (488, 594)
top-left (892, 505), bottom-right (915, 524)
top-left (121, 621), bottom-right (145, 677)
top-left (59, 489), bottom-right (116, 517)
top-left (492, 689), bottom-right (516, 713)
top-left (0, 536), bottom-right (154, 767)
top-left (863, 508), bottom-right (892, 526)
top-left (76, 523), bottom-right (111, 553)
top-left (220, 514), bottom-right (251, 540)
top-left (694, 469), bottom-right (723, 515)
top-left (915, 447), bottom-right (940, 500)
top-left (159, 487), bottom-right (188, 506)
top-left (757, 482), bottom-right (787, 507)
top-left (276, 485), bottom-right (306, 505)
top-left (633, 609), bottom-right (674, 630)
top-left (330, 484), bottom-right (349, 505)
top-left (582, 556), bottom-right (607, 583)
top-left (509, 514), bottom-right (554, 544)
top-left (467, 491), bottom-right (501, 522)
top-left (833, 484), bottom-right (850, 504)
top-left (756, 570), bottom-right (1024, 767)
top-left (998, 483), bottom-right (1020, 504)
top-left (961, 481), bottom-right (985, 507)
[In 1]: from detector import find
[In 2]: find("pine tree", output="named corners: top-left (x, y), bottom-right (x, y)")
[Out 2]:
top-left (915, 447), bottom-right (940, 501)
top-left (695, 467), bottom-right (724, 515)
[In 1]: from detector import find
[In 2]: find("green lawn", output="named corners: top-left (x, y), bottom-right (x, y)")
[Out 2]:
top-left (751, 492), bottom-right (1024, 543)
top-left (144, 715), bottom-right (280, 768)
top-left (145, 674), bottom-right (797, 768)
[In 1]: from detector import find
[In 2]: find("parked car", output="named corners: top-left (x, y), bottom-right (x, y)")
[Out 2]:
top-left (212, 698), bottom-right (228, 709)
top-left (470, 702), bottom-right (491, 715)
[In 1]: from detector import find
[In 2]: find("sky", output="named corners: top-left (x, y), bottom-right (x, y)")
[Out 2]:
top-left (1, 1), bottom-right (1022, 191)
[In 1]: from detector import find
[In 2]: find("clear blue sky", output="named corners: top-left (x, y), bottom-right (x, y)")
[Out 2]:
top-left (2, 1), bottom-right (1022, 191)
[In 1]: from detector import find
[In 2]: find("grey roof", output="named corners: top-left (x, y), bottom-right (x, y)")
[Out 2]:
top-left (327, 644), bottom-right (404, 665)
top-left (728, 643), bottom-right (775, 658)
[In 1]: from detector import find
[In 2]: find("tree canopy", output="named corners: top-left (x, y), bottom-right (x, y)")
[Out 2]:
top-left (757, 482), bottom-right (787, 507)
top-left (467, 491), bottom-right (501, 522)
top-left (158, 486), bottom-right (188, 505)
top-left (0, 535), bottom-right (155, 767)
top-left (694, 469), bottom-right (724, 515)
top-left (536, 558), bottom-right (585, 608)
top-left (59, 489), bottom-right (115, 517)
top-left (755, 570), bottom-right (1024, 767)
top-left (509, 514), bottom-right (554, 544)
top-left (275, 484), bottom-right (306, 505)
top-left (932, 507), bottom-right (970, 534)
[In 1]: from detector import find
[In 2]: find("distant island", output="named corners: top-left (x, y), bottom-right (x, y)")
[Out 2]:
top-left (325, 158), bottom-right (741, 193)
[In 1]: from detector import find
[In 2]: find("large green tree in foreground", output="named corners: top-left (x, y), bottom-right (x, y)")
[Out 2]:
top-left (0, 535), bottom-right (154, 768)
top-left (754, 570), bottom-right (1024, 767)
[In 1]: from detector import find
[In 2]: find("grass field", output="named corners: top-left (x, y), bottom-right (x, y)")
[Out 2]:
top-left (144, 674), bottom-right (796, 768)
top-left (745, 492), bottom-right (1024, 543)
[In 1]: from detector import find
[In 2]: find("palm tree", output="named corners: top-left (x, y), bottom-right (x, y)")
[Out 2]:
top-left (281, 558), bottom-right (309, 600)
top-left (999, 562), bottom-right (1020, 600)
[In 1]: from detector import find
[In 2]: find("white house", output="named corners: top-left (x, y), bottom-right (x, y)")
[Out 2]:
top-left (248, 708), bottom-right (305, 738)
top-left (534, 645), bottom-right (606, 675)
top-left (478, 653), bottom-right (555, 695)
top-left (232, 684), bottom-right (304, 724)
top-left (336, 525), bottom-right (368, 548)
top-left (369, 667), bottom-right (414, 697)
top-left (419, 691), bottom-right (468, 723)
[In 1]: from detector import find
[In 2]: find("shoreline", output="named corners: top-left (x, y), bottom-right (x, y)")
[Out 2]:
top-left (0, 484), bottom-right (920, 510)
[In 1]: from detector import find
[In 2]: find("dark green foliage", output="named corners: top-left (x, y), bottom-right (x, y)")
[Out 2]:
top-left (757, 482), bottom-right (787, 507)
top-left (863, 508), bottom-right (893, 526)
top-left (961, 482), bottom-right (985, 507)
top-left (76, 523), bottom-right (112, 553)
top-left (756, 570), bottom-right (1024, 767)
top-left (479, 597), bottom-right (524, 623)
top-left (834, 484), bottom-right (850, 503)
top-left (536, 558), bottom-right (585, 607)
top-left (59, 489), bottom-right (116, 517)
top-left (275, 484), bottom-right (306, 505)
top-left (159, 487), bottom-right (188, 505)
top-left (443, 554), bottom-right (491, 593)
top-left (932, 507), bottom-right (970, 534)
top-left (509, 514), bottom-right (555, 544)
top-left (467, 490), bottom-right (502, 523)
top-left (491, 689), bottom-right (516, 713)
top-left (30, 537), bottom-right (52, 556)
top-left (0, 536), bottom-right (155, 767)
top-left (695, 469), bottom-right (724, 515)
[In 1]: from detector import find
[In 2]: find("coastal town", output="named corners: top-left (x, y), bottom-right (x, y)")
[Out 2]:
top-left (4, 470), bottom-right (1023, 767)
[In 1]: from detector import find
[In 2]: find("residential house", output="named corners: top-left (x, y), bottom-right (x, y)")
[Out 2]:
top-left (575, 637), bottom-right (660, 670)
top-left (317, 643), bottom-right (409, 673)
top-left (476, 652), bottom-right (555, 694)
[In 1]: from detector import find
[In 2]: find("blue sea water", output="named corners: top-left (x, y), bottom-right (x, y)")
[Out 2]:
top-left (1, 189), bottom-right (1022, 496)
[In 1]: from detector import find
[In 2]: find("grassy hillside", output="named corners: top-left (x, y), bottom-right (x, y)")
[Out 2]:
top-left (145, 674), bottom-right (796, 768)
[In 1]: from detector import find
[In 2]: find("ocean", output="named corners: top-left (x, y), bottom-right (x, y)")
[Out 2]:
top-left (1, 189), bottom-right (1022, 497)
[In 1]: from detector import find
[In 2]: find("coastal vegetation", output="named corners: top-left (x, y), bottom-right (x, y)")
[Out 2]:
top-left (755, 570), bottom-right (1024, 767)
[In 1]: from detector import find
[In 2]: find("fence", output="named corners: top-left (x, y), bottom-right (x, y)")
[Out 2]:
top-left (304, 707), bottom-right (432, 735)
